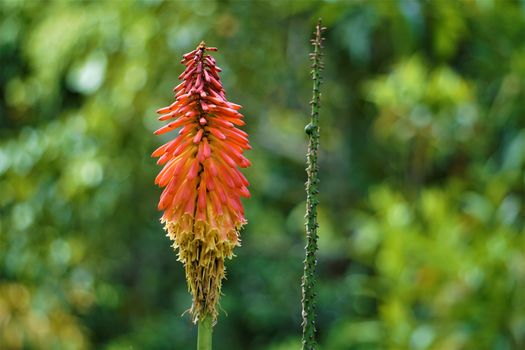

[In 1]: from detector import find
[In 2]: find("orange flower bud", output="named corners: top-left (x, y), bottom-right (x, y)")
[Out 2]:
top-left (153, 42), bottom-right (250, 322)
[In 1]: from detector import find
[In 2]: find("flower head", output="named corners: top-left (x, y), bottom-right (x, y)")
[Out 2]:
top-left (153, 42), bottom-right (250, 322)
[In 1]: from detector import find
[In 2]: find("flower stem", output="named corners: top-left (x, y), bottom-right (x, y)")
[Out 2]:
top-left (197, 316), bottom-right (212, 350)
top-left (301, 19), bottom-right (325, 350)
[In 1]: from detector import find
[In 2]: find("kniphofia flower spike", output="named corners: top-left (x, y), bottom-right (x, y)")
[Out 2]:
top-left (153, 42), bottom-right (250, 323)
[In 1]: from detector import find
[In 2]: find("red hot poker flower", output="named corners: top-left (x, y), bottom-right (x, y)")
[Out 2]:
top-left (153, 42), bottom-right (250, 322)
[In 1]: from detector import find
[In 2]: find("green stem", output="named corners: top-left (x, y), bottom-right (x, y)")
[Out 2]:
top-left (301, 19), bottom-right (325, 350)
top-left (197, 316), bottom-right (212, 350)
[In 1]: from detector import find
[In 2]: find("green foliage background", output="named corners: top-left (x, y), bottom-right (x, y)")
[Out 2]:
top-left (1, 0), bottom-right (524, 349)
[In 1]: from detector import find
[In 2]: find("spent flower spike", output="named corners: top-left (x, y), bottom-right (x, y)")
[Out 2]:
top-left (153, 42), bottom-right (250, 323)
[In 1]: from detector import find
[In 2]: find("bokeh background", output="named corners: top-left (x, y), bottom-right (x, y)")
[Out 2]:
top-left (1, 0), bottom-right (524, 349)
